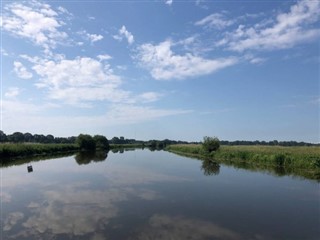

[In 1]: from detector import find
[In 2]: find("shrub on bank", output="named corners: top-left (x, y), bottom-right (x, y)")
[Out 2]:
top-left (202, 136), bottom-right (220, 153)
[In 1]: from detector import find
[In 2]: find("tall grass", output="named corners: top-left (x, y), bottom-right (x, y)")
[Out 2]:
top-left (166, 144), bottom-right (320, 169)
top-left (0, 143), bottom-right (79, 159)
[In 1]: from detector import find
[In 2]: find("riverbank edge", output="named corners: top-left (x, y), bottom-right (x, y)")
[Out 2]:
top-left (165, 145), bottom-right (320, 181)
top-left (166, 144), bottom-right (320, 169)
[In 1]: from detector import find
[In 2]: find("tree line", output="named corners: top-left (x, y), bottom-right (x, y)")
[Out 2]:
top-left (0, 131), bottom-right (76, 144)
top-left (0, 131), bottom-right (317, 147)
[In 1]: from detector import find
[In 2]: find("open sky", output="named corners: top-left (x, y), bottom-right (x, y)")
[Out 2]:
top-left (1, 0), bottom-right (319, 142)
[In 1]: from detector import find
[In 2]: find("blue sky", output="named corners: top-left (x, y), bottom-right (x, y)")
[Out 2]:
top-left (1, 0), bottom-right (319, 142)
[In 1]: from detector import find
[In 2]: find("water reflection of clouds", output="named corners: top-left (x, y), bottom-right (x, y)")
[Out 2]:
top-left (2, 174), bottom-right (38, 188)
top-left (0, 191), bottom-right (12, 202)
top-left (103, 165), bottom-right (190, 186)
top-left (4, 182), bottom-right (162, 239)
top-left (132, 214), bottom-right (242, 240)
top-left (3, 212), bottom-right (24, 231)
top-left (2, 154), bottom-right (192, 239)
top-left (22, 187), bottom-right (123, 237)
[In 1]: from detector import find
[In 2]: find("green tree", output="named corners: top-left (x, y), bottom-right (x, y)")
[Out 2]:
top-left (0, 131), bottom-right (7, 142)
top-left (202, 136), bottom-right (220, 153)
top-left (9, 132), bottom-right (25, 143)
top-left (93, 135), bottom-right (110, 150)
top-left (76, 134), bottom-right (96, 151)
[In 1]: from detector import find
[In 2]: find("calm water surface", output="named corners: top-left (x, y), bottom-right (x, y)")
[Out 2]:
top-left (1, 150), bottom-right (319, 240)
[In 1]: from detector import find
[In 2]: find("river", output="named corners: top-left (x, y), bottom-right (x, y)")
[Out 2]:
top-left (1, 149), bottom-right (319, 240)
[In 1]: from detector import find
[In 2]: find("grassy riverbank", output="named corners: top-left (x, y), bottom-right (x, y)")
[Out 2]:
top-left (0, 143), bottom-right (79, 159)
top-left (166, 144), bottom-right (320, 181)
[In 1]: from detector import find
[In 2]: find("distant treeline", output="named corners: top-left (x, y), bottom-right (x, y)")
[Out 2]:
top-left (109, 136), bottom-right (193, 148)
top-left (0, 131), bottom-right (318, 147)
top-left (0, 131), bottom-right (76, 144)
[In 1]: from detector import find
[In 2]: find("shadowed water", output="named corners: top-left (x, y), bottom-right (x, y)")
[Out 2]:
top-left (1, 150), bottom-right (319, 240)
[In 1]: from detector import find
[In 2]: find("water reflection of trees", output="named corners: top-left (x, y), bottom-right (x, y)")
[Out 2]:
top-left (75, 151), bottom-right (108, 165)
top-left (111, 148), bottom-right (140, 154)
top-left (0, 152), bottom-right (74, 168)
top-left (221, 159), bottom-right (320, 182)
top-left (201, 159), bottom-right (220, 176)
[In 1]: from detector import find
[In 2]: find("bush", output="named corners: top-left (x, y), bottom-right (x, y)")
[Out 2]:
top-left (76, 134), bottom-right (96, 151)
top-left (202, 136), bottom-right (220, 153)
top-left (93, 135), bottom-right (110, 150)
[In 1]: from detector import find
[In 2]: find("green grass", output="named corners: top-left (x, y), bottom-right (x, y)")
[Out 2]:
top-left (166, 144), bottom-right (320, 181)
top-left (0, 143), bottom-right (79, 159)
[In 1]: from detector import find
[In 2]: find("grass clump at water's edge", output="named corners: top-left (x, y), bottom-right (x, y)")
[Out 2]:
top-left (0, 143), bottom-right (79, 160)
top-left (166, 144), bottom-right (320, 181)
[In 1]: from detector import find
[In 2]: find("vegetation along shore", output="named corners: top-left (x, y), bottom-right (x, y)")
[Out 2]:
top-left (166, 137), bottom-right (320, 181)
top-left (1, 131), bottom-right (319, 181)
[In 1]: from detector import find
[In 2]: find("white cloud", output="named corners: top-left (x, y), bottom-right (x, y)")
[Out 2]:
top-left (2, 1), bottom-right (68, 51)
top-left (136, 40), bottom-right (238, 80)
top-left (78, 30), bottom-right (104, 43)
top-left (57, 6), bottom-right (68, 14)
top-left (31, 56), bottom-right (130, 105)
top-left (195, 13), bottom-right (234, 29)
top-left (1, 48), bottom-right (9, 56)
top-left (113, 25), bottom-right (134, 45)
top-left (165, 0), bottom-right (173, 6)
top-left (88, 33), bottom-right (104, 43)
top-left (105, 104), bottom-right (191, 125)
top-left (13, 61), bottom-right (33, 79)
top-left (87, 33), bottom-right (104, 43)
top-left (4, 87), bottom-right (21, 98)
top-left (97, 54), bottom-right (112, 61)
top-left (219, 0), bottom-right (320, 51)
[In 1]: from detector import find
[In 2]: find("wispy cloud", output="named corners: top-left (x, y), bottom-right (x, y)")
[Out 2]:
top-left (113, 25), bottom-right (134, 45)
top-left (2, 100), bottom-right (191, 135)
top-left (195, 13), bottom-right (235, 30)
top-left (13, 61), bottom-right (33, 79)
top-left (2, 1), bottom-right (68, 52)
top-left (218, 0), bottom-right (320, 51)
top-left (97, 54), bottom-right (112, 61)
top-left (1, 48), bottom-right (9, 56)
top-left (4, 87), bottom-right (21, 98)
top-left (79, 30), bottom-right (104, 43)
top-left (137, 92), bottom-right (163, 103)
top-left (136, 40), bottom-right (237, 80)
top-left (86, 33), bottom-right (103, 43)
